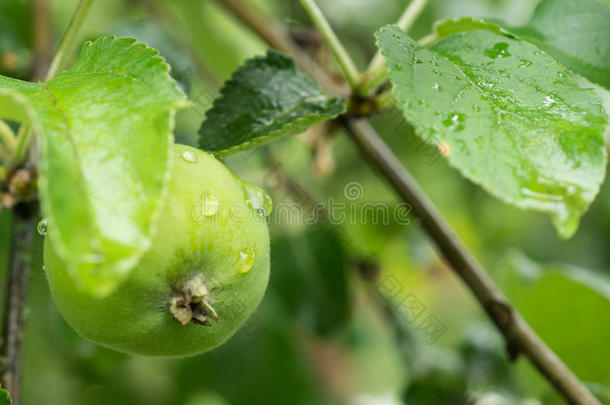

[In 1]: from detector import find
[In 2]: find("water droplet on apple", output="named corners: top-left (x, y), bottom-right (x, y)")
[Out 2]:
top-left (243, 183), bottom-right (273, 217)
top-left (201, 193), bottom-right (219, 217)
top-left (237, 246), bottom-right (256, 274)
top-left (182, 151), bottom-right (198, 163)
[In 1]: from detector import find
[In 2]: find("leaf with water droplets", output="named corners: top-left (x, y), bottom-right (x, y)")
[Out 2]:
top-left (0, 37), bottom-right (188, 296)
top-left (509, 0), bottom-right (610, 89)
top-left (431, 0), bottom-right (610, 89)
top-left (377, 26), bottom-right (607, 238)
top-left (198, 51), bottom-right (346, 155)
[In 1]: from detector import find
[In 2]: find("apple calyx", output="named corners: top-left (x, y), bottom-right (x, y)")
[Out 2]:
top-left (168, 274), bottom-right (219, 326)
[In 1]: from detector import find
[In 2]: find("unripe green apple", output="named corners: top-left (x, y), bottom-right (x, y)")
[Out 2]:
top-left (44, 144), bottom-right (271, 356)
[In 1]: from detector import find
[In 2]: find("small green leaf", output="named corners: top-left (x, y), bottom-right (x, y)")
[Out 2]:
top-left (432, 17), bottom-right (513, 40)
top-left (377, 26), bottom-right (607, 238)
top-left (0, 387), bottom-right (11, 405)
top-left (0, 37), bottom-right (188, 296)
top-left (431, 0), bottom-right (610, 89)
top-left (198, 51), bottom-right (346, 155)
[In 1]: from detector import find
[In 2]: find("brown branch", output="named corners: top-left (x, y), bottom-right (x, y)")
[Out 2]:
top-left (31, 0), bottom-right (52, 81)
top-left (344, 119), bottom-right (600, 405)
top-left (217, 0), bottom-right (347, 96)
top-left (214, 1), bottom-right (602, 404)
top-left (1, 205), bottom-right (36, 405)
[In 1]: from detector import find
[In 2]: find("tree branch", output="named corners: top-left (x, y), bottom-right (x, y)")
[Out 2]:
top-left (1, 206), bottom-right (36, 405)
top-left (217, 0), bottom-right (346, 96)
top-left (344, 119), bottom-right (600, 404)
top-left (31, 0), bottom-right (53, 81)
top-left (214, 1), bottom-right (602, 404)
top-left (1, 2), bottom-right (96, 404)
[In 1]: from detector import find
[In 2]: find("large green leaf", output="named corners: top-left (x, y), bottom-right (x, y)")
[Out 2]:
top-left (198, 51), bottom-right (346, 155)
top-left (0, 37), bottom-right (188, 296)
top-left (431, 0), bottom-right (610, 89)
top-left (497, 252), bottom-right (610, 385)
top-left (377, 26), bottom-right (607, 238)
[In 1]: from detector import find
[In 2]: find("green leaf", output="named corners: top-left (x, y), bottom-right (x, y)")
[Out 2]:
top-left (497, 251), bottom-right (610, 384)
top-left (377, 26), bottom-right (607, 238)
top-left (510, 0), bottom-right (610, 90)
top-left (0, 36), bottom-right (188, 296)
top-left (198, 51), bottom-right (346, 155)
top-left (0, 387), bottom-right (11, 405)
top-left (431, 0), bottom-right (610, 89)
top-left (432, 17), bottom-right (513, 40)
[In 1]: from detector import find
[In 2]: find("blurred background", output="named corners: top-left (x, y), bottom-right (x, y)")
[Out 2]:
top-left (1, 0), bottom-right (609, 404)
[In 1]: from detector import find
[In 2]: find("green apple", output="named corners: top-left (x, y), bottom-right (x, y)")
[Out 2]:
top-left (44, 144), bottom-right (271, 356)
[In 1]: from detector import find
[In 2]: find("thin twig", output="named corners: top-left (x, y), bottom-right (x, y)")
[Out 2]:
top-left (298, 0), bottom-right (360, 89)
top-left (359, 0), bottom-right (430, 96)
top-left (214, 1), bottom-right (602, 403)
top-left (218, 0), bottom-right (346, 96)
top-left (31, 0), bottom-right (53, 80)
top-left (1, 207), bottom-right (36, 405)
top-left (45, 0), bottom-right (95, 81)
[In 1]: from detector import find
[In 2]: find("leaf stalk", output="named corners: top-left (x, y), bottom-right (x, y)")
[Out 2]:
top-left (298, 0), bottom-right (361, 89)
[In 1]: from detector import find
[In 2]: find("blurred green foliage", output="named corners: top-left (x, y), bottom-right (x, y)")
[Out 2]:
top-left (0, 0), bottom-right (608, 404)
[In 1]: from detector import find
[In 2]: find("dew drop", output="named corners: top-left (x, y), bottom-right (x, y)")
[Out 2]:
top-left (521, 187), bottom-right (564, 202)
top-left (518, 59), bottom-right (532, 68)
top-left (415, 58), bottom-right (423, 64)
top-left (484, 42), bottom-right (511, 59)
top-left (237, 246), bottom-right (257, 274)
top-left (243, 183), bottom-right (273, 217)
top-left (85, 253), bottom-right (106, 264)
top-left (201, 193), bottom-right (219, 217)
top-left (442, 113), bottom-right (466, 131)
top-left (182, 151), bottom-right (198, 163)
top-left (432, 83), bottom-right (441, 91)
top-left (543, 96), bottom-right (557, 106)
top-left (37, 219), bottom-right (47, 236)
